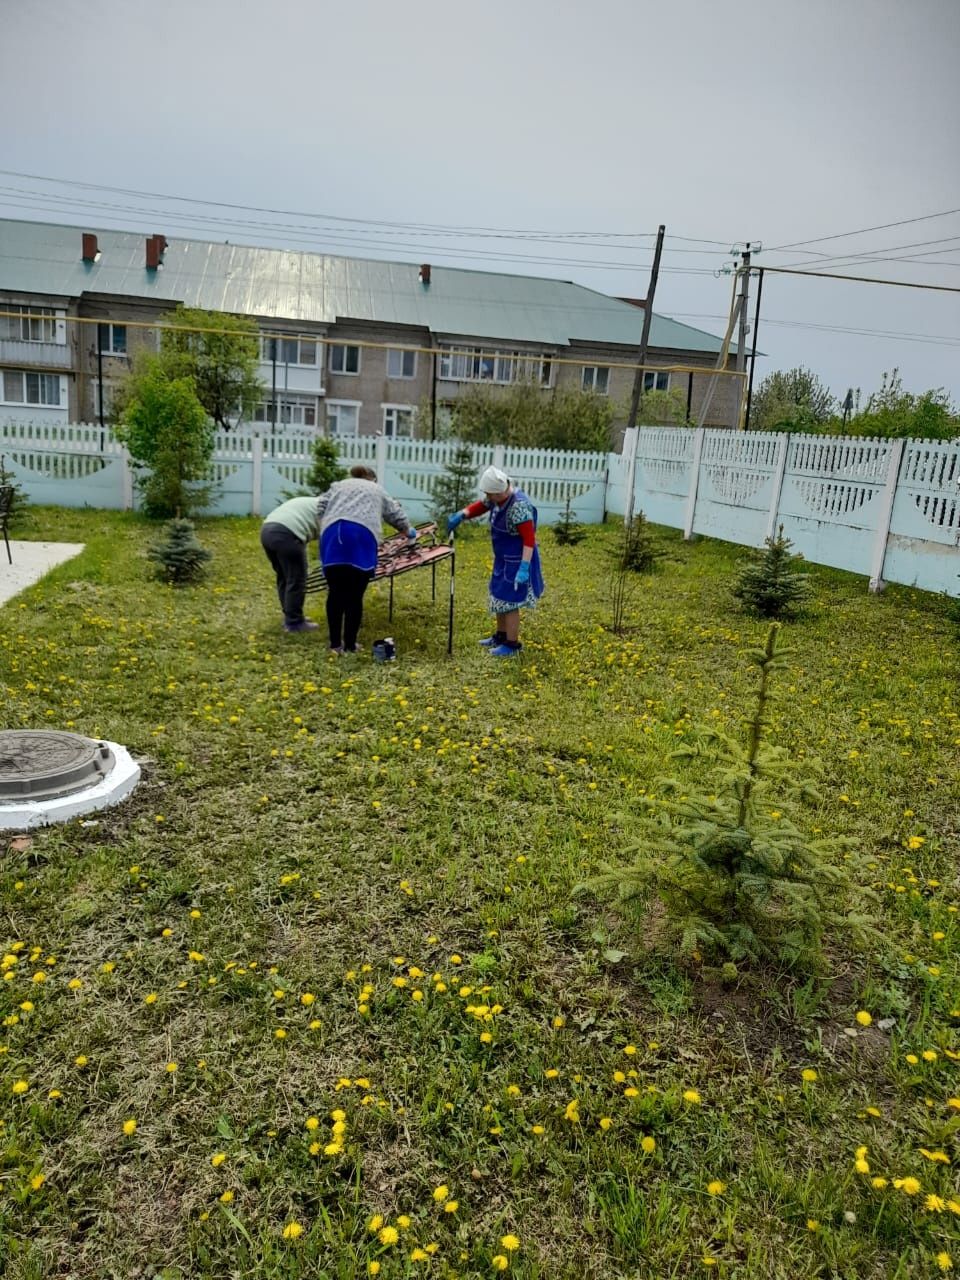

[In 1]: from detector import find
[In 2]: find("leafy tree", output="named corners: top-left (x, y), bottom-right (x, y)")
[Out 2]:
top-left (431, 441), bottom-right (476, 525)
top-left (581, 624), bottom-right (878, 968)
top-left (115, 362), bottom-right (214, 517)
top-left (734, 526), bottom-right (813, 619)
top-left (840, 368), bottom-right (958, 440)
top-left (147, 517), bottom-right (212, 585)
top-left (452, 382), bottom-right (616, 451)
top-left (751, 367), bottom-right (835, 433)
top-left (158, 306), bottom-right (262, 429)
top-left (636, 387), bottom-right (690, 426)
top-left (306, 436), bottom-right (346, 493)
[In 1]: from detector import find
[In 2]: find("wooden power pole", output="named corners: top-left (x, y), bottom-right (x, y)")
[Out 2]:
top-left (626, 224), bottom-right (666, 433)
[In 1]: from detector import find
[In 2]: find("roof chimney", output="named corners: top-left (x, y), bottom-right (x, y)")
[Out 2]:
top-left (82, 233), bottom-right (99, 262)
top-left (418, 263), bottom-right (431, 286)
top-left (145, 234), bottom-right (167, 270)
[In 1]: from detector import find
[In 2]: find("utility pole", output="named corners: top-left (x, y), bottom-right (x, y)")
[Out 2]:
top-left (744, 266), bottom-right (765, 432)
top-left (734, 243), bottom-right (752, 430)
top-left (623, 224), bottom-right (665, 528)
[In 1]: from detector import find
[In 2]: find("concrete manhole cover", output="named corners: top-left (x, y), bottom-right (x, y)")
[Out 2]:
top-left (0, 730), bottom-right (140, 830)
top-left (0, 730), bottom-right (117, 801)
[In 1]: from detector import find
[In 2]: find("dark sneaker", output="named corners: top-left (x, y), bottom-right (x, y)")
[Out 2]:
top-left (479, 632), bottom-right (506, 648)
top-left (284, 619), bottom-right (320, 633)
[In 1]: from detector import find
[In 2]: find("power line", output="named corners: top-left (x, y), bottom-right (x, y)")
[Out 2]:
top-left (0, 167), bottom-right (730, 245)
top-left (670, 313), bottom-right (960, 347)
top-left (760, 266), bottom-right (960, 294)
top-left (766, 207), bottom-right (960, 253)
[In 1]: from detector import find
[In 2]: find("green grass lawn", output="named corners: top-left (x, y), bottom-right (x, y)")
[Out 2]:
top-left (1, 508), bottom-right (958, 1280)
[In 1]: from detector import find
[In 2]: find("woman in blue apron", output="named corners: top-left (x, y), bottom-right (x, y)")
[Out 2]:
top-left (447, 466), bottom-right (545, 658)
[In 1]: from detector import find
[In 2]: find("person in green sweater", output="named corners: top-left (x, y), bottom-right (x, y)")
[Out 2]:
top-left (260, 495), bottom-right (324, 632)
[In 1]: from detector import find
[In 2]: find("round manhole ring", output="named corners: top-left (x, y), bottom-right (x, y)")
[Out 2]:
top-left (0, 731), bottom-right (117, 802)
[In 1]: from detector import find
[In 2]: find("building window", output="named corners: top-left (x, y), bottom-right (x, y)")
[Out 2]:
top-left (1, 370), bottom-right (62, 406)
top-left (581, 366), bottom-right (610, 395)
top-left (382, 405), bottom-right (415, 438)
top-left (438, 347), bottom-right (552, 386)
top-left (326, 401), bottom-right (360, 436)
top-left (98, 323), bottom-right (127, 356)
top-left (644, 371), bottom-right (669, 392)
top-left (260, 335), bottom-right (319, 366)
top-left (1, 305), bottom-right (58, 343)
top-left (329, 344), bottom-right (361, 375)
top-left (387, 348), bottom-right (417, 379)
top-left (253, 396), bottom-right (318, 428)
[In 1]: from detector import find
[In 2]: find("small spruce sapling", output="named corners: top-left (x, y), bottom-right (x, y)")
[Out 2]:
top-left (0, 453), bottom-right (27, 526)
top-left (734, 524), bottom-right (813, 618)
top-left (620, 510), bottom-right (662, 574)
top-left (552, 494), bottom-right (587, 546)
top-left (431, 442), bottom-right (476, 526)
top-left (147, 517), bottom-right (213, 585)
top-left (581, 623), bottom-right (877, 969)
top-left (306, 436), bottom-right (346, 493)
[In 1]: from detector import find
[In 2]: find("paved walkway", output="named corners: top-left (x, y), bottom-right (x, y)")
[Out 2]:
top-left (0, 541), bottom-right (86, 606)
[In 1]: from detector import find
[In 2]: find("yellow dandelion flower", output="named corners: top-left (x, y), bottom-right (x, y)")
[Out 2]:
top-left (368, 1214), bottom-right (384, 1233)
top-left (305, 1116), bottom-right (320, 1130)
top-left (368, 1264), bottom-right (381, 1277)
top-left (12, 1079), bottom-right (29, 1094)
top-left (801, 1069), bottom-right (818, 1083)
top-left (855, 1011), bottom-right (872, 1027)
top-left (281, 1221), bottom-right (304, 1240)
top-left (122, 1118), bottom-right (137, 1136)
top-left (30, 1173), bottom-right (45, 1190)
top-left (919, 1148), bottom-right (950, 1163)
top-left (926, 1194), bottom-right (947, 1212)
top-left (682, 1089), bottom-right (702, 1104)
top-left (165, 1062), bottom-right (178, 1074)
top-left (211, 1152), bottom-right (227, 1167)
top-left (501, 1234), bottom-right (520, 1251)
top-left (433, 1184), bottom-right (450, 1202)
top-left (444, 1200), bottom-right (459, 1213)
top-left (492, 1257), bottom-right (508, 1272)
top-left (378, 1225), bottom-right (399, 1246)
top-left (937, 1254), bottom-right (953, 1273)
top-left (894, 1177), bottom-right (921, 1195)
top-left (410, 1248), bottom-right (429, 1262)
top-left (707, 1180), bottom-right (726, 1196)
top-left (806, 1219), bottom-right (819, 1231)
top-left (219, 1189), bottom-right (234, 1203)
top-left (599, 1116), bottom-right (613, 1131)
top-left (641, 1136), bottom-right (656, 1154)
top-left (396, 1214), bottom-right (411, 1230)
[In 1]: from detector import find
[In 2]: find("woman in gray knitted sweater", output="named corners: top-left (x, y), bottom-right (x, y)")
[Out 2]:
top-left (317, 466), bottom-right (417, 652)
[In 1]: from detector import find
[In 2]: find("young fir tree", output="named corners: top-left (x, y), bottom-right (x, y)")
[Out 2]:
top-left (734, 525), bottom-right (813, 619)
top-left (0, 453), bottom-right (27, 526)
top-left (306, 436), bottom-right (346, 493)
top-left (552, 494), bottom-right (587, 546)
top-left (431, 442), bottom-right (476, 526)
top-left (620, 510), bottom-right (662, 573)
top-left (147, 517), bottom-right (213, 585)
top-left (582, 624), bottom-right (877, 969)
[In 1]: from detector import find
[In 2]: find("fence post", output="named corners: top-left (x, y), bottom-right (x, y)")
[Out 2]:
top-left (376, 433), bottom-right (388, 485)
top-left (120, 446), bottom-right (133, 511)
top-left (868, 436), bottom-right (906, 593)
top-left (492, 443), bottom-right (506, 474)
top-left (682, 426), bottom-right (706, 541)
top-left (765, 432), bottom-right (790, 542)
top-left (621, 427), bottom-right (639, 523)
top-left (251, 435), bottom-right (263, 517)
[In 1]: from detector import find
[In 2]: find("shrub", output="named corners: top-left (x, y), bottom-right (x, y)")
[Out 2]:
top-left (306, 436), bottom-right (346, 493)
top-left (0, 453), bottom-right (27, 526)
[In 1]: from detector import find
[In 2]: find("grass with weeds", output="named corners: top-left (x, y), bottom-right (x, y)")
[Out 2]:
top-left (1, 507), bottom-right (958, 1279)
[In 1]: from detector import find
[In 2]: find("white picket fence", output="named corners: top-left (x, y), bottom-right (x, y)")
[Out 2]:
top-left (2, 420), bottom-right (958, 596)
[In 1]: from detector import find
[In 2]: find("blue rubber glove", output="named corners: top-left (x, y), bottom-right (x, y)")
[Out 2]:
top-left (514, 560), bottom-right (531, 589)
top-left (407, 526), bottom-right (419, 541)
top-left (446, 512), bottom-right (464, 534)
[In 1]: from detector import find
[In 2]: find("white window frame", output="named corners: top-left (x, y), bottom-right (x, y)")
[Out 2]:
top-left (328, 343), bottom-right (361, 375)
top-left (326, 399), bottom-right (361, 437)
top-left (2, 305), bottom-right (58, 343)
top-left (643, 371), bottom-right (670, 392)
top-left (97, 323), bottom-right (127, 356)
top-left (582, 365), bottom-right (610, 395)
top-left (438, 346), bottom-right (552, 387)
top-left (1, 370), bottom-right (64, 406)
top-left (253, 395), bottom-right (319, 428)
top-left (382, 403), bottom-right (415, 439)
top-left (386, 347), bottom-right (418, 379)
top-left (259, 334), bottom-right (320, 367)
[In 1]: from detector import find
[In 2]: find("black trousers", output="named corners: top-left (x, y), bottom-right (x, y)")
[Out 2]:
top-left (325, 564), bottom-right (373, 650)
top-left (260, 523), bottom-right (308, 625)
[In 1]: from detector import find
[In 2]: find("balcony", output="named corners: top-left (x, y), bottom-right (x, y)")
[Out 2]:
top-left (257, 359), bottom-right (324, 396)
top-left (0, 338), bottom-right (72, 370)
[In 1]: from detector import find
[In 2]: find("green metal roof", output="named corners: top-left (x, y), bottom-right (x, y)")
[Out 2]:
top-left (0, 217), bottom-right (730, 354)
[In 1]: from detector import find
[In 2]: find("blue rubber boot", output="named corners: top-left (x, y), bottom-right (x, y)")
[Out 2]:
top-left (489, 641), bottom-right (522, 658)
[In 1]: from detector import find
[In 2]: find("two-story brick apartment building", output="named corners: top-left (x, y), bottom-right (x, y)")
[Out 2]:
top-left (0, 219), bottom-right (742, 438)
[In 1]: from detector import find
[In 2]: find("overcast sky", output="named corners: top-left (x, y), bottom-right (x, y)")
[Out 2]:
top-left (2, 0), bottom-right (959, 403)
